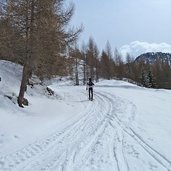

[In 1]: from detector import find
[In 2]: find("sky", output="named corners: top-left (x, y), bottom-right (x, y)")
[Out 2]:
top-left (70, 0), bottom-right (171, 58)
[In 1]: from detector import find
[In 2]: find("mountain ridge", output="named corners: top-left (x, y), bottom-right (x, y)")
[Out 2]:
top-left (135, 52), bottom-right (171, 65)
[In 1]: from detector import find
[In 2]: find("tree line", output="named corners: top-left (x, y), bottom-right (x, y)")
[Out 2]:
top-left (1, 1), bottom-right (171, 107)
top-left (70, 38), bottom-right (171, 89)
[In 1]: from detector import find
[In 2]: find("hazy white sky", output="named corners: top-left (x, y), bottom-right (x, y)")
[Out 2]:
top-left (70, 0), bottom-right (171, 55)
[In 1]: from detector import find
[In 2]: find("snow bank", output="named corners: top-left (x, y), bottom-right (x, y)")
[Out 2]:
top-left (0, 60), bottom-right (85, 155)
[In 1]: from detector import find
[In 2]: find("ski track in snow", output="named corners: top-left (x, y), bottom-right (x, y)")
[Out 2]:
top-left (0, 89), bottom-right (171, 171)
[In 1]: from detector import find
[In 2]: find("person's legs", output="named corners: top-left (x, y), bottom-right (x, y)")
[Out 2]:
top-left (89, 88), bottom-right (91, 100)
top-left (91, 88), bottom-right (93, 100)
top-left (90, 88), bottom-right (93, 100)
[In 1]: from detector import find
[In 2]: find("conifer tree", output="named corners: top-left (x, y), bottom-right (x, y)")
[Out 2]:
top-left (100, 51), bottom-right (111, 79)
top-left (1, 0), bottom-right (81, 107)
top-left (86, 37), bottom-right (98, 81)
top-left (81, 43), bottom-right (87, 85)
top-left (147, 70), bottom-right (155, 88)
top-left (104, 41), bottom-right (113, 79)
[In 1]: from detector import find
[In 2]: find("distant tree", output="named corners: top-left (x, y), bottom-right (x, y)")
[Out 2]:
top-left (125, 53), bottom-right (134, 78)
top-left (0, 3), bottom-right (24, 64)
top-left (141, 70), bottom-right (147, 87)
top-left (70, 45), bottom-right (82, 85)
top-left (86, 37), bottom-right (99, 81)
top-left (93, 44), bottom-right (100, 82)
top-left (158, 59), bottom-right (171, 88)
top-left (100, 51), bottom-right (112, 79)
top-left (81, 42), bottom-right (87, 85)
top-left (104, 41), bottom-right (113, 79)
top-left (147, 70), bottom-right (156, 88)
top-left (113, 48), bottom-right (124, 79)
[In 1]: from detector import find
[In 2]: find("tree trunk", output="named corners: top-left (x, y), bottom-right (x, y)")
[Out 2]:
top-left (75, 58), bottom-right (79, 85)
top-left (18, 0), bottom-right (35, 107)
top-left (18, 63), bottom-right (29, 107)
top-left (83, 61), bottom-right (86, 85)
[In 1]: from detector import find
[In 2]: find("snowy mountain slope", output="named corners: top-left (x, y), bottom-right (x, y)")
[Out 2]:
top-left (135, 52), bottom-right (171, 65)
top-left (0, 60), bottom-right (171, 171)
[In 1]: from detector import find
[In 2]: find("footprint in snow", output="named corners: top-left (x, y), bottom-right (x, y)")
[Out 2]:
top-left (14, 135), bottom-right (19, 139)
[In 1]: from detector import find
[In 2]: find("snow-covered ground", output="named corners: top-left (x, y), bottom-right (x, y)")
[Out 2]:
top-left (0, 60), bottom-right (171, 171)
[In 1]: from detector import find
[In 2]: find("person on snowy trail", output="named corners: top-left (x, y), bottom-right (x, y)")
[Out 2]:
top-left (86, 78), bottom-right (94, 101)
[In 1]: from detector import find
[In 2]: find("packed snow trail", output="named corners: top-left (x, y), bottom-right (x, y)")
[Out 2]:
top-left (0, 87), bottom-right (171, 171)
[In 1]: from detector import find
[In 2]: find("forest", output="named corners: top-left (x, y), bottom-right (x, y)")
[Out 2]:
top-left (1, 0), bottom-right (171, 107)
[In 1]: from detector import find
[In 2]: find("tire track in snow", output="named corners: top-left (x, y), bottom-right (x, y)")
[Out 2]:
top-left (113, 141), bottom-right (121, 171)
top-left (1, 88), bottom-right (170, 171)
top-left (23, 91), bottom-right (122, 171)
top-left (47, 93), bottom-right (113, 171)
top-left (2, 91), bottom-right (109, 171)
top-left (1, 89), bottom-right (129, 171)
top-left (0, 92), bottom-right (98, 171)
top-left (99, 91), bottom-right (171, 171)
top-left (70, 92), bottom-right (129, 171)
top-left (121, 134), bottom-right (130, 171)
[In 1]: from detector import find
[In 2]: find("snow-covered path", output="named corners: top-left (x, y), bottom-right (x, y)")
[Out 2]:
top-left (0, 84), bottom-right (171, 171)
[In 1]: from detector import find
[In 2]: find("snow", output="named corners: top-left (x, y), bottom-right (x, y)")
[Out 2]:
top-left (0, 60), bottom-right (171, 171)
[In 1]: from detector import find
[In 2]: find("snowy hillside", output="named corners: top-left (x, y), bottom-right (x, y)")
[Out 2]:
top-left (135, 52), bottom-right (171, 65)
top-left (0, 60), bottom-right (171, 171)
